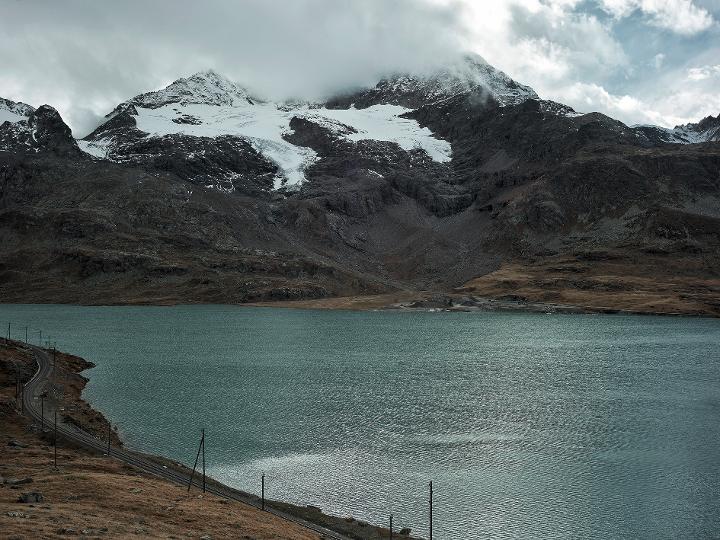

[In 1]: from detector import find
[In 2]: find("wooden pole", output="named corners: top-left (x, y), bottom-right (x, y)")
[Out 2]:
top-left (262, 474), bottom-right (265, 510)
top-left (54, 410), bottom-right (57, 467)
top-left (390, 514), bottom-right (393, 540)
top-left (41, 396), bottom-right (44, 431)
top-left (107, 423), bottom-right (112, 456)
top-left (202, 428), bottom-right (206, 493)
top-left (188, 431), bottom-right (203, 492)
top-left (429, 481), bottom-right (433, 540)
top-left (25, 326), bottom-right (28, 343)
top-left (7, 322), bottom-right (10, 342)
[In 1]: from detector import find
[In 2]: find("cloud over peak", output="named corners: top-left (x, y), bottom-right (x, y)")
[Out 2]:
top-left (0, 0), bottom-right (717, 134)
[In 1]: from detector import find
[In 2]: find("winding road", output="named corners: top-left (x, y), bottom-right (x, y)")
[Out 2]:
top-left (21, 344), bottom-right (350, 540)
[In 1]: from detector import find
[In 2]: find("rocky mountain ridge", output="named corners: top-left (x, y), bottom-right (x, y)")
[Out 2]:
top-left (1, 55), bottom-right (719, 314)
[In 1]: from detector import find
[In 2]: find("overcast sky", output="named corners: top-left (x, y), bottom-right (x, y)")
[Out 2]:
top-left (1, 0), bottom-right (718, 136)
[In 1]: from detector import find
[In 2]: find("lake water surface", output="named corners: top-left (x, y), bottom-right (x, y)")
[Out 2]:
top-left (2, 304), bottom-right (719, 539)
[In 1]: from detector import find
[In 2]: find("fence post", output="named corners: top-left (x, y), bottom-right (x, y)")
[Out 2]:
top-left (429, 481), bottom-right (433, 540)
top-left (262, 473), bottom-right (265, 510)
top-left (390, 514), bottom-right (393, 540)
top-left (202, 428), bottom-right (206, 493)
top-left (54, 410), bottom-right (58, 467)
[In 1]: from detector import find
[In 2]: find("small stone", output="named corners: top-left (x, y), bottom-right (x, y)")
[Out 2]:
top-left (17, 492), bottom-right (44, 503)
top-left (6, 511), bottom-right (29, 518)
top-left (200, 536), bottom-right (212, 540)
top-left (7, 440), bottom-right (28, 448)
top-left (5, 477), bottom-right (33, 486)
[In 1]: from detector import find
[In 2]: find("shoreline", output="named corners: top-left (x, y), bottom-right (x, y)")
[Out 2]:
top-left (0, 338), bottom-right (411, 540)
top-left (2, 289), bottom-right (718, 318)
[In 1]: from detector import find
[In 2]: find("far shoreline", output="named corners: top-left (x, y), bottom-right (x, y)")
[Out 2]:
top-left (1, 290), bottom-right (718, 318)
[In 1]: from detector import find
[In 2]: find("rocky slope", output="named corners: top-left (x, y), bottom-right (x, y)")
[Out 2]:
top-left (1, 55), bottom-right (719, 313)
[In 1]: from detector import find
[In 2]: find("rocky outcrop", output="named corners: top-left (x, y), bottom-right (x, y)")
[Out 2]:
top-left (0, 104), bottom-right (80, 156)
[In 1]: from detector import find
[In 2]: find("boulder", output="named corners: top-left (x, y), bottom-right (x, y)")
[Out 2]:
top-left (17, 492), bottom-right (43, 503)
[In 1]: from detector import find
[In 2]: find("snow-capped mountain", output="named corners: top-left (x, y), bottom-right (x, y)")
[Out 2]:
top-left (77, 58), bottom-right (720, 194)
top-left (0, 97), bottom-right (35, 125)
top-left (633, 115), bottom-right (720, 145)
top-left (81, 70), bottom-right (455, 191)
top-left (130, 70), bottom-right (255, 109)
top-left (5, 53), bottom-right (718, 198)
top-left (0, 98), bottom-right (79, 155)
top-left (327, 54), bottom-right (539, 110)
top-left (2, 57), bottom-right (720, 311)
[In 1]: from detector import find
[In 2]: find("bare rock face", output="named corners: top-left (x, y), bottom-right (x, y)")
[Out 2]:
top-left (0, 57), bottom-right (719, 306)
top-left (0, 103), bottom-right (80, 156)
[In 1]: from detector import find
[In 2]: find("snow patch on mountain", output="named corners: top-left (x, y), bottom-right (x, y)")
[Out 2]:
top-left (77, 138), bottom-right (112, 158)
top-left (131, 102), bottom-right (316, 188)
top-left (0, 98), bottom-right (35, 124)
top-left (126, 99), bottom-right (450, 188)
top-left (633, 118), bottom-right (720, 144)
top-left (303, 105), bottom-right (451, 162)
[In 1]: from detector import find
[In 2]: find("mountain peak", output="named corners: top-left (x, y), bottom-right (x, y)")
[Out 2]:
top-left (129, 70), bottom-right (253, 109)
top-left (0, 97), bottom-right (35, 124)
top-left (335, 52), bottom-right (539, 109)
top-left (415, 52), bottom-right (540, 106)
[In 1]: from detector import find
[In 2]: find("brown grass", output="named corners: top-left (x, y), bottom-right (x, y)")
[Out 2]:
top-left (459, 255), bottom-right (720, 317)
top-left (0, 342), bottom-right (322, 539)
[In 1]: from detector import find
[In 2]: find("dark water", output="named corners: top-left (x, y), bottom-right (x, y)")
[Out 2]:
top-left (2, 304), bottom-right (719, 539)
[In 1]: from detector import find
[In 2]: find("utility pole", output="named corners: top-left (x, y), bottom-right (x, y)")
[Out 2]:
top-left (41, 395), bottom-right (45, 431)
top-left (54, 410), bottom-right (57, 467)
top-left (429, 481), bottom-right (433, 540)
top-left (7, 322), bottom-right (10, 342)
top-left (39, 330), bottom-right (42, 346)
top-left (188, 429), bottom-right (205, 493)
top-left (25, 326), bottom-right (28, 343)
top-left (202, 428), bottom-right (206, 493)
top-left (261, 473), bottom-right (265, 510)
top-left (390, 514), bottom-right (393, 540)
top-left (107, 423), bottom-right (112, 456)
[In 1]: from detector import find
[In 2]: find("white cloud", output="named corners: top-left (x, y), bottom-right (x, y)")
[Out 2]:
top-left (0, 0), bottom-right (716, 133)
top-left (653, 53), bottom-right (666, 69)
top-left (599, 0), bottom-right (715, 35)
top-left (0, 0), bottom-right (468, 136)
top-left (554, 79), bottom-right (720, 127)
top-left (687, 64), bottom-right (720, 80)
